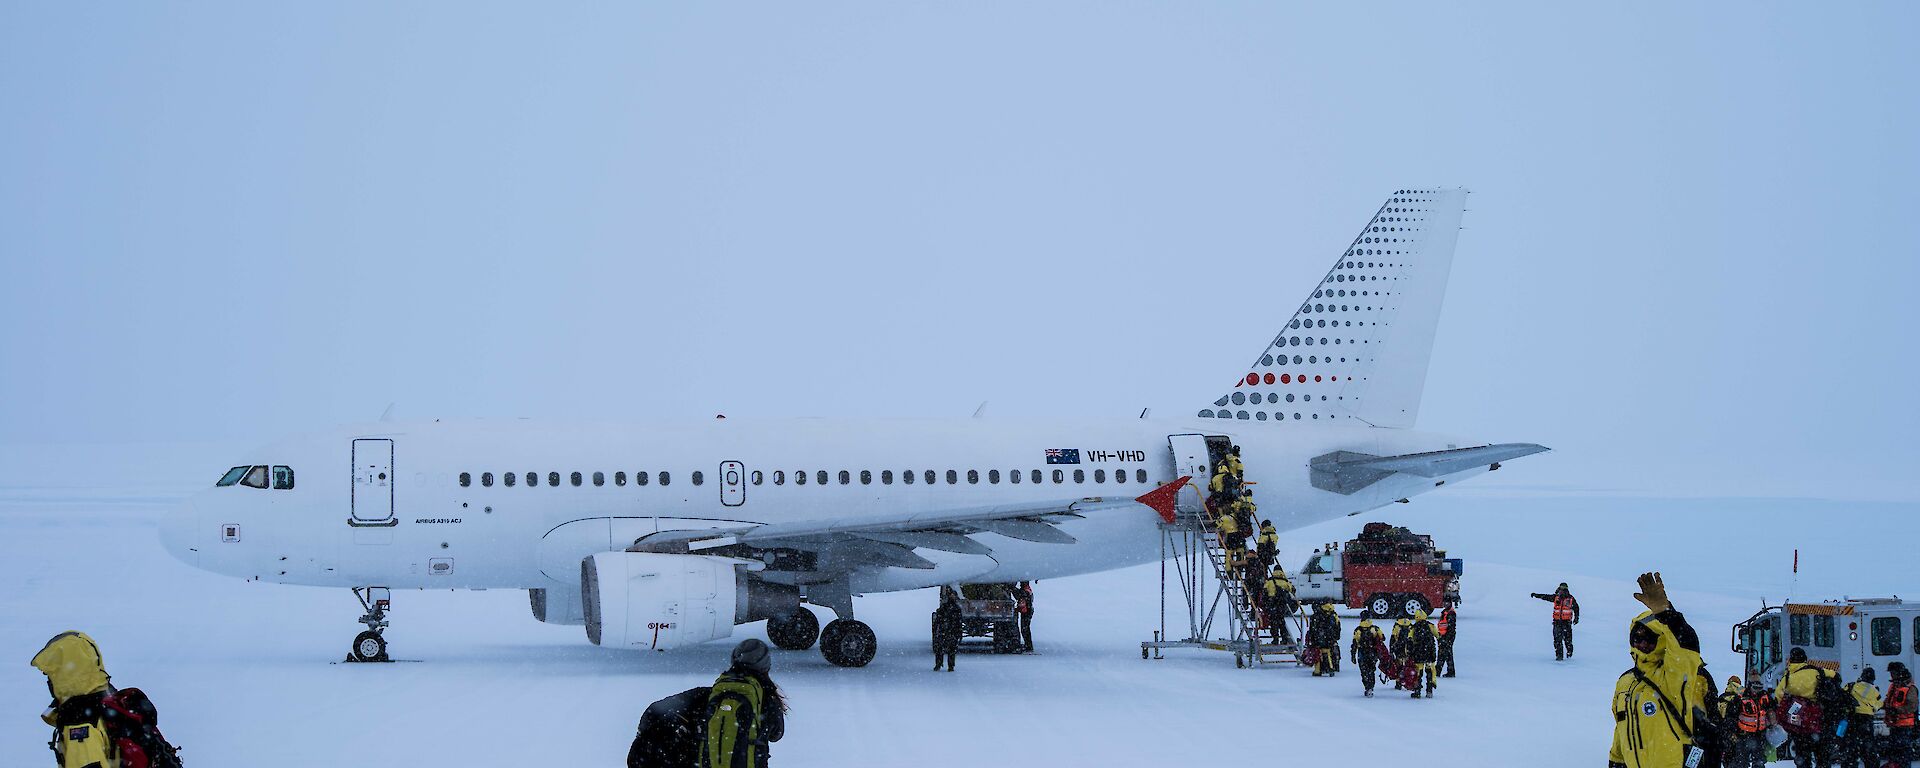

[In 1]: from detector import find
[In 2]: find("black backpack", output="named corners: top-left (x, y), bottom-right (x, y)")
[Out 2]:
top-left (626, 687), bottom-right (710, 768)
top-left (1814, 669), bottom-right (1852, 728)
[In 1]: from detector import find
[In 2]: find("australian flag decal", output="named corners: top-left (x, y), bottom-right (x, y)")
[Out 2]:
top-left (1044, 448), bottom-right (1081, 465)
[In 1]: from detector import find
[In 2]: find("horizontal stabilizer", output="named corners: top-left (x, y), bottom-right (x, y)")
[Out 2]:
top-left (1310, 443), bottom-right (1548, 495)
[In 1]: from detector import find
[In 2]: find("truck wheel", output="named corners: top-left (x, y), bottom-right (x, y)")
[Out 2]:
top-left (992, 621), bottom-right (1021, 654)
top-left (1366, 594), bottom-right (1394, 619)
top-left (1400, 594), bottom-right (1431, 619)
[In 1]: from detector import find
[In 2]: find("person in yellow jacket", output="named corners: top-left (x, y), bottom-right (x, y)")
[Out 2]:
top-left (1352, 618), bottom-right (1386, 697)
top-left (1774, 647), bottom-right (1838, 767)
top-left (1837, 666), bottom-right (1883, 768)
top-left (1608, 573), bottom-right (1710, 768)
top-left (1260, 570), bottom-right (1296, 644)
top-left (31, 631), bottom-right (119, 768)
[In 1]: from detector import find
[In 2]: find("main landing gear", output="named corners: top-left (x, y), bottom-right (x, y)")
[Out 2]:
top-left (346, 587), bottom-right (392, 663)
top-left (798, 583), bottom-right (877, 668)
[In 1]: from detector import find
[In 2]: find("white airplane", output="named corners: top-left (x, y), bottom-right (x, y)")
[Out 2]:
top-left (159, 188), bottom-right (1545, 667)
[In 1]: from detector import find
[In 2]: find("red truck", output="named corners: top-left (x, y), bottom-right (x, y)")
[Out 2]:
top-left (1292, 522), bottom-right (1462, 619)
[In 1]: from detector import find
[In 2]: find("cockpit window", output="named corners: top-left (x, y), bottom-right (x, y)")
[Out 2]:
top-left (240, 465), bottom-right (270, 489)
top-left (217, 466), bottom-right (251, 487)
top-left (271, 466), bottom-right (295, 490)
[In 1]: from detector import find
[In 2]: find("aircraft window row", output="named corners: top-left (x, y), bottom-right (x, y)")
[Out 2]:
top-left (216, 465), bottom-right (295, 490)
top-left (459, 466), bottom-right (1151, 489)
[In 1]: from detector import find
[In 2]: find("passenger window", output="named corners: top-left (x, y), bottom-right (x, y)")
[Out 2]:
top-left (1790, 614), bottom-right (1810, 646)
top-left (881, 470), bottom-right (893, 485)
top-left (752, 471), bottom-right (763, 486)
top-left (774, 471), bottom-right (786, 485)
top-left (1073, 469), bottom-right (1085, 483)
top-left (839, 470), bottom-right (851, 485)
top-left (1136, 469), bottom-right (1147, 483)
top-left (217, 466), bottom-right (251, 487)
top-left (1033, 470), bottom-right (1043, 484)
top-left (241, 465), bottom-right (270, 489)
top-left (1094, 469), bottom-right (1106, 483)
top-left (548, 472), bottom-right (561, 487)
top-left (1009, 469), bottom-right (1020, 484)
top-left (816, 471), bottom-right (827, 485)
top-left (481, 472), bottom-right (494, 488)
top-left (570, 472), bottom-right (582, 487)
top-left (271, 466), bottom-right (295, 490)
top-left (615, 472), bottom-right (627, 486)
top-left (1873, 617), bottom-right (1902, 656)
top-left (925, 470), bottom-right (936, 485)
top-left (1814, 615), bottom-right (1835, 648)
top-left (524, 472), bottom-right (535, 487)
top-left (1052, 469), bottom-right (1064, 484)
top-left (989, 469), bottom-right (1000, 484)
top-left (1115, 469), bottom-right (1126, 484)
top-left (459, 472), bottom-right (472, 488)
top-left (636, 471), bottom-right (649, 486)
top-left (946, 470), bottom-right (958, 484)
top-left (504, 472), bottom-right (517, 487)
top-left (860, 470), bottom-right (872, 485)
top-left (692, 471), bottom-right (703, 486)
top-left (967, 469), bottom-right (979, 484)
top-left (660, 471), bottom-right (672, 486)
top-left (796, 470), bottom-right (808, 486)
top-left (592, 471), bottom-right (605, 487)
top-left (903, 470), bottom-right (915, 485)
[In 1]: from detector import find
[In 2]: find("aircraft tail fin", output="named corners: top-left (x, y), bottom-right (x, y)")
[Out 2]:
top-left (1200, 188), bottom-right (1467, 428)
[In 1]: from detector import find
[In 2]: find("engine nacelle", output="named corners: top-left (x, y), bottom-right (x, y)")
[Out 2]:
top-left (582, 552), bottom-right (741, 650)
top-left (529, 587), bottom-right (585, 625)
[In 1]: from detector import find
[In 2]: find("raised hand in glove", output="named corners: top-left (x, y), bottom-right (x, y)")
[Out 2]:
top-left (1634, 572), bottom-right (1671, 614)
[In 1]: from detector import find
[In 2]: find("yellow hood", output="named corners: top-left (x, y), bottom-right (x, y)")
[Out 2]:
top-left (31, 631), bottom-right (108, 702)
top-left (1415, 610), bottom-right (1429, 622)
top-left (1628, 610), bottom-right (1681, 673)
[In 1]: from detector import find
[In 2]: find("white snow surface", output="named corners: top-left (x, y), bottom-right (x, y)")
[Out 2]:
top-left (4, 490), bottom-right (1914, 767)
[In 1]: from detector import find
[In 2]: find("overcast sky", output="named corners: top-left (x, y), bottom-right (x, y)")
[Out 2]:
top-left (3, 3), bottom-right (1915, 499)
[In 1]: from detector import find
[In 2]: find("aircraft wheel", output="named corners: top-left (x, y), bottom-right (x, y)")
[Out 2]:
top-left (767, 609), bottom-right (820, 651)
top-left (820, 619), bottom-right (876, 668)
top-left (351, 631), bottom-right (388, 662)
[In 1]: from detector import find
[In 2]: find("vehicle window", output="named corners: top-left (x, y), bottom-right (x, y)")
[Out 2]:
top-left (241, 465), bottom-right (270, 489)
top-left (570, 472), bottom-right (582, 487)
top-left (946, 470), bottom-right (958, 484)
top-left (271, 466), bottom-right (295, 490)
top-left (691, 471), bottom-right (703, 486)
top-left (480, 472), bottom-right (494, 488)
top-left (1790, 613), bottom-right (1810, 646)
top-left (1052, 469), bottom-right (1064, 484)
top-left (1305, 554), bottom-right (1328, 574)
top-left (839, 470), bottom-right (851, 485)
top-left (503, 472), bottom-right (517, 487)
top-left (458, 472), bottom-right (472, 488)
top-left (1073, 469), bottom-right (1085, 483)
top-left (988, 469), bottom-right (1000, 484)
top-left (1814, 615), bottom-right (1835, 647)
top-left (774, 471), bottom-right (786, 485)
top-left (660, 471), bottom-right (671, 486)
top-left (966, 470), bottom-right (978, 484)
top-left (752, 471), bottom-right (763, 485)
top-left (1094, 469), bottom-right (1106, 483)
top-left (880, 470), bottom-right (892, 485)
top-left (860, 470), bottom-right (872, 485)
top-left (816, 471), bottom-right (827, 485)
top-left (1914, 617), bottom-right (1919, 654)
top-left (615, 472), bottom-right (627, 486)
top-left (636, 471), bottom-right (649, 486)
top-left (218, 466), bottom-right (251, 487)
top-left (1873, 617), bottom-right (1901, 656)
top-left (548, 472), bottom-right (561, 487)
top-left (592, 471), bottom-right (605, 487)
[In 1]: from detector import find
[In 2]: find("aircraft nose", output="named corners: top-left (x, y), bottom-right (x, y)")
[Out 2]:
top-left (160, 497), bottom-right (200, 567)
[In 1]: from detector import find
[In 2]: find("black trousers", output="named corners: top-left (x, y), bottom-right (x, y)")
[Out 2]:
top-left (1837, 714), bottom-right (1877, 768)
top-left (1552, 620), bottom-right (1574, 658)
top-left (934, 650), bottom-right (955, 670)
top-left (1018, 612), bottom-right (1033, 652)
top-left (1437, 637), bottom-right (1455, 676)
top-left (1357, 655), bottom-right (1377, 692)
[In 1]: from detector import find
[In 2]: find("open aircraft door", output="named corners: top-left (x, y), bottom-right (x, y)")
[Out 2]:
top-left (1167, 434), bottom-right (1214, 514)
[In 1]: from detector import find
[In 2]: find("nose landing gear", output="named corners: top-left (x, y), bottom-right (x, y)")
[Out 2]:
top-left (346, 587), bottom-right (392, 663)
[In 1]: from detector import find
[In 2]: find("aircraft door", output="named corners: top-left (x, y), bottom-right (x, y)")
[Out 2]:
top-left (720, 461), bottom-right (746, 507)
top-left (1167, 434), bottom-right (1212, 513)
top-left (351, 439), bottom-right (397, 527)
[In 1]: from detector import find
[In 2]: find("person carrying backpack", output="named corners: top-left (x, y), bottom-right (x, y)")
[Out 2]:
top-left (1775, 647), bottom-right (1840, 767)
top-left (1406, 610), bottom-right (1439, 699)
top-left (629, 686), bottom-right (712, 768)
top-left (30, 631), bottom-right (182, 768)
top-left (1886, 662), bottom-right (1917, 765)
top-left (1726, 678), bottom-right (1775, 768)
top-left (1351, 618), bottom-right (1386, 698)
top-left (702, 639), bottom-right (786, 768)
top-left (1607, 573), bottom-right (1710, 768)
top-left (1837, 666), bottom-right (1882, 768)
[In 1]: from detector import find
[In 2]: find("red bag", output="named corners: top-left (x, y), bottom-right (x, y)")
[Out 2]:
top-left (1400, 662), bottom-right (1424, 690)
top-left (1779, 695), bottom-right (1823, 736)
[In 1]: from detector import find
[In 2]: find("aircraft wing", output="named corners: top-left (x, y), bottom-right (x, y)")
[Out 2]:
top-left (627, 477), bottom-right (1190, 570)
top-left (1310, 443), bottom-right (1548, 494)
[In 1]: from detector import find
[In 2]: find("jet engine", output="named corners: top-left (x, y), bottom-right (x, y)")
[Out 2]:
top-left (529, 586), bottom-right (585, 625)
top-left (581, 552), bottom-right (801, 650)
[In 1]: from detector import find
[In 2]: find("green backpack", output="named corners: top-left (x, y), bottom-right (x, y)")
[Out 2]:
top-left (701, 673), bottom-right (764, 768)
